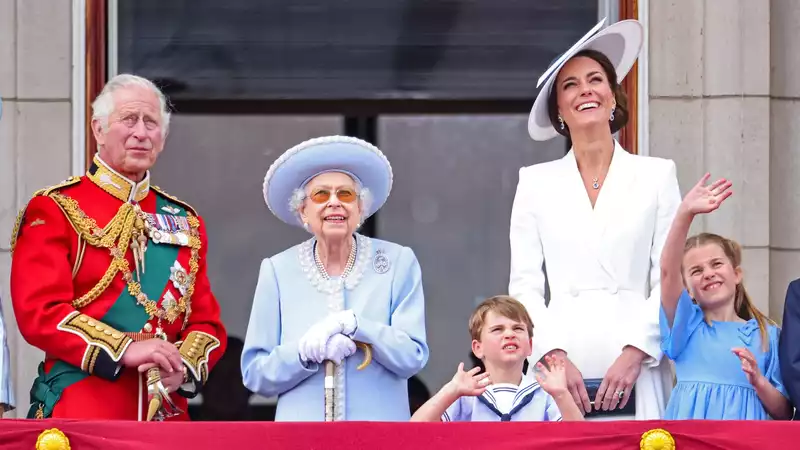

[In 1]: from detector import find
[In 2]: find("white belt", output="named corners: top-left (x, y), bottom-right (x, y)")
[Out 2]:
top-left (557, 286), bottom-right (639, 297)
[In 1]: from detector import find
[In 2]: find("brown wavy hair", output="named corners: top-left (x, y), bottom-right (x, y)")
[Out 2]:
top-left (684, 233), bottom-right (774, 352)
top-left (469, 295), bottom-right (534, 341)
top-left (546, 49), bottom-right (630, 138)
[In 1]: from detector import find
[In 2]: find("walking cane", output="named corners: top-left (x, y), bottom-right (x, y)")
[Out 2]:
top-left (324, 341), bottom-right (373, 422)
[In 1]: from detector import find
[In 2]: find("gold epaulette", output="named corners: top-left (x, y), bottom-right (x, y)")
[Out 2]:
top-left (151, 185), bottom-right (198, 216)
top-left (10, 176), bottom-right (82, 253)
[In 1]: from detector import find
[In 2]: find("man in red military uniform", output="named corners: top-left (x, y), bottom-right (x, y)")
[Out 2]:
top-left (10, 74), bottom-right (227, 420)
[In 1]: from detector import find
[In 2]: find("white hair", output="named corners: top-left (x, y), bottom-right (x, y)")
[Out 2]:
top-left (290, 186), bottom-right (373, 233)
top-left (91, 74), bottom-right (171, 138)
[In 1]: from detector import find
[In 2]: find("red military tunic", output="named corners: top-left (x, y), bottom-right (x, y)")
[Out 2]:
top-left (10, 156), bottom-right (227, 420)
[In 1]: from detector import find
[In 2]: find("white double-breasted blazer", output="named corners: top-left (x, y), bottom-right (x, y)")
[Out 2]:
top-left (509, 140), bottom-right (681, 419)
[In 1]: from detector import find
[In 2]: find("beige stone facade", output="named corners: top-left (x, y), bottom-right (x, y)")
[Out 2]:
top-left (649, 0), bottom-right (798, 324)
top-left (0, 0), bottom-right (797, 417)
top-left (1, 0), bottom-right (72, 417)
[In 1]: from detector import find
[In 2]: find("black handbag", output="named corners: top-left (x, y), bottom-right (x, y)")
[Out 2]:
top-left (582, 378), bottom-right (636, 418)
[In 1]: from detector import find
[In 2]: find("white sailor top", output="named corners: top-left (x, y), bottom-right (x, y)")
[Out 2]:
top-left (441, 379), bottom-right (562, 422)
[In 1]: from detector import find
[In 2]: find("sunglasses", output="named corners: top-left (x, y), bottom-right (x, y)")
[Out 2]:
top-left (309, 188), bottom-right (358, 204)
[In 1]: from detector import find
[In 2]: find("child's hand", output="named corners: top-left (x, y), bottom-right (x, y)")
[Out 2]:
top-left (535, 354), bottom-right (570, 398)
top-left (681, 173), bottom-right (733, 216)
top-left (445, 362), bottom-right (491, 398)
top-left (732, 347), bottom-right (766, 388)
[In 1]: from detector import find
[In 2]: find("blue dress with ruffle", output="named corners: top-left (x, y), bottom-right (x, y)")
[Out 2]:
top-left (660, 290), bottom-right (787, 420)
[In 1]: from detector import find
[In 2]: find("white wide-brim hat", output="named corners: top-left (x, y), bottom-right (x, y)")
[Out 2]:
top-left (528, 18), bottom-right (644, 141)
top-left (263, 135), bottom-right (393, 227)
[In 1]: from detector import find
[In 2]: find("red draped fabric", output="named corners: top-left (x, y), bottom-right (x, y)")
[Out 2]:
top-left (1, 419), bottom-right (797, 449)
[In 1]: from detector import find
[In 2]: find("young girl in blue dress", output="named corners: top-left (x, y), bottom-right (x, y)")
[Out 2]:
top-left (659, 173), bottom-right (791, 420)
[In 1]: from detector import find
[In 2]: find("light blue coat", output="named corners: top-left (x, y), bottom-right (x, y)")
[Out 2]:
top-left (0, 297), bottom-right (14, 412)
top-left (241, 235), bottom-right (429, 421)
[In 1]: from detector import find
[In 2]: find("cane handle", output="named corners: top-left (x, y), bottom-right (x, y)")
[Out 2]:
top-left (355, 341), bottom-right (372, 370)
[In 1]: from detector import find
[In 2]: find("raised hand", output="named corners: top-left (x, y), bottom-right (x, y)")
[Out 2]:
top-left (732, 347), bottom-right (766, 388)
top-left (535, 354), bottom-right (570, 398)
top-left (445, 362), bottom-right (491, 398)
top-left (544, 350), bottom-right (591, 414)
top-left (681, 173), bottom-right (733, 216)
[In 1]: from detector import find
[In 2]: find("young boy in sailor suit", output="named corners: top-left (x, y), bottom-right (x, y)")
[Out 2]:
top-left (411, 296), bottom-right (583, 422)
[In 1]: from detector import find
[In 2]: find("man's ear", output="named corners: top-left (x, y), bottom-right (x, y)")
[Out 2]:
top-left (91, 119), bottom-right (106, 147)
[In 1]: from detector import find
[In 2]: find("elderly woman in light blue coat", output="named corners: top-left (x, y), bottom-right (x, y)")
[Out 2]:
top-left (0, 298), bottom-right (14, 417)
top-left (241, 136), bottom-right (429, 421)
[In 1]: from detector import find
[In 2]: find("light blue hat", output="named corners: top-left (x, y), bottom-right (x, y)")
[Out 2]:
top-left (263, 135), bottom-right (394, 227)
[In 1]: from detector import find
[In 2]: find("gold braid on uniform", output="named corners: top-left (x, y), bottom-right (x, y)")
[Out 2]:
top-left (9, 208), bottom-right (25, 254)
top-left (46, 192), bottom-right (201, 324)
top-left (177, 331), bottom-right (221, 385)
top-left (9, 176), bottom-right (81, 253)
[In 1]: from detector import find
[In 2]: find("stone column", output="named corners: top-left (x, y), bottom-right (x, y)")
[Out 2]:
top-left (648, 0), bottom-right (773, 317)
top-left (0, 0), bottom-right (73, 418)
top-left (769, 0), bottom-right (800, 323)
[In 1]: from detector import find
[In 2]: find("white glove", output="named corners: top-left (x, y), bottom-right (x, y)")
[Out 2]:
top-left (298, 310), bottom-right (358, 364)
top-left (324, 334), bottom-right (357, 365)
top-left (331, 310), bottom-right (358, 336)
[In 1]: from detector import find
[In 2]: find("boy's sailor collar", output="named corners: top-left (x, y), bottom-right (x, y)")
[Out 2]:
top-left (480, 377), bottom-right (541, 411)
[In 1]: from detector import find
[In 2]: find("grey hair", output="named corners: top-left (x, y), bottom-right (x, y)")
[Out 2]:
top-left (290, 186), bottom-right (373, 232)
top-left (91, 74), bottom-right (171, 138)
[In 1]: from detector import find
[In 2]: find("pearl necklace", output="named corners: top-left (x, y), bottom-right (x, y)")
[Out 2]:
top-left (314, 236), bottom-right (357, 280)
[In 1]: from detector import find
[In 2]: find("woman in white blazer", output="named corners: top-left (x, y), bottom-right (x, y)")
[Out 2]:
top-left (509, 19), bottom-right (681, 420)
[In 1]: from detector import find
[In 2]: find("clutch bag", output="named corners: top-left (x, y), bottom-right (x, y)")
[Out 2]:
top-left (582, 378), bottom-right (636, 418)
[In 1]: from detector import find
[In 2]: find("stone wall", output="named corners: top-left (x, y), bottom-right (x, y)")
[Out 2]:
top-left (647, 0), bottom-right (798, 321)
top-left (0, 0), bottom-right (73, 417)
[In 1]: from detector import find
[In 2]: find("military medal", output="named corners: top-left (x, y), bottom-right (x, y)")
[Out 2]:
top-left (131, 204), bottom-right (149, 280)
top-left (170, 262), bottom-right (190, 296)
top-left (143, 211), bottom-right (191, 247)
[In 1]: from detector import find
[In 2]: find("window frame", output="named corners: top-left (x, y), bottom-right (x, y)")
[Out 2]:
top-left (80, 0), bottom-right (642, 166)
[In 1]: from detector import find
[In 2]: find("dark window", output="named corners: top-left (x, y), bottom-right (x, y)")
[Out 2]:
top-left (118, 0), bottom-right (598, 101)
top-left (115, 0), bottom-right (597, 404)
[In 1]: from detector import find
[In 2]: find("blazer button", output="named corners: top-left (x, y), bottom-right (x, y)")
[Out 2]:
top-left (570, 288), bottom-right (579, 297)
top-left (609, 285), bottom-right (619, 295)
